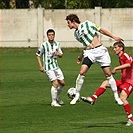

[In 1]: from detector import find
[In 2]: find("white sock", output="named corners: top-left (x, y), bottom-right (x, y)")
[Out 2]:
top-left (75, 74), bottom-right (85, 98)
top-left (57, 84), bottom-right (64, 98)
top-left (51, 86), bottom-right (58, 103)
top-left (107, 75), bottom-right (119, 100)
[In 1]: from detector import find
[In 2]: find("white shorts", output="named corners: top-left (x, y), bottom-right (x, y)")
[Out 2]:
top-left (45, 68), bottom-right (64, 81)
top-left (83, 45), bottom-right (111, 67)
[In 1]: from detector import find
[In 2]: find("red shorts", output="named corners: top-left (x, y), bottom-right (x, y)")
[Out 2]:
top-left (116, 80), bottom-right (133, 96)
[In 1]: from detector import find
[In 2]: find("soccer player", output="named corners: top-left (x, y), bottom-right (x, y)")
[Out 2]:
top-left (65, 14), bottom-right (123, 105)
top-left (36, 29), bottom-right (65, 107)
top-left (82, 41), bottom-right (133, 126)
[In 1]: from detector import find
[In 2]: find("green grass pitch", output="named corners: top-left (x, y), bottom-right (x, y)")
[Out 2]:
top-left (0, 47), bottom-right (133, 133)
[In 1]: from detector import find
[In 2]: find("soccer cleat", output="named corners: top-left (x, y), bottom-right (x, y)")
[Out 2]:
top-left (81, 96), bottom-right (95, 105)
top-left (57, 97), bottom-right (64, 105)
top-left (125, 119), bottom-right (133, 126)
top-left (51, 101), bottom-right (61, 107)
top-left (115, 98), bottom-right (123, 105)
top-left (70, 97), bottom-right (79, 105)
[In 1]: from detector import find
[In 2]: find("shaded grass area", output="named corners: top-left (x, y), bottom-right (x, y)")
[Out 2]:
top-left (0, 47), bottom-right (133, 133)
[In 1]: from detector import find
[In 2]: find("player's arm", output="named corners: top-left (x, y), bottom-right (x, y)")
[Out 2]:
top-left (99, 28), bottom-right (124, 42)
top-left (112, 63), bottom-right (131, 74)
top-left (54, 51), bottom-right (63, 58)
top-left (36, 56), bottom-right (44, 72)
top-left (54, 43), bottom-right (63, 58)
top-left (36, 46), bottom-right (44, 72)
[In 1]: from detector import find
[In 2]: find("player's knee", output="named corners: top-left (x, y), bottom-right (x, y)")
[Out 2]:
top-left (61, 82), bottom-right (65, 87)
top-left (104, 69), bottom-right (112, 77)
top-left (79, 71), bottom-right (86, 76)
top-left (105, 73), bottom-right (112, 77)
top-left (52, 80), bottom-right (58, 88)
top-left (120, 94), bottom-right (127, 103)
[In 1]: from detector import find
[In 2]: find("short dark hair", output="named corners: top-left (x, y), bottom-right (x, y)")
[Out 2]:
top-left (47, 29), bottom-right (55, 35)
top-left (66, 14), bottom-right (80, 24)
top-left (113, 41), bottom-right (125, 51)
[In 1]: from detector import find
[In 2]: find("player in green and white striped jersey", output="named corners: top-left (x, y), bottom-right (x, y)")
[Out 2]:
top-left (36, 29), bottom-right (65, 107)
top-left (37, 39), bottom-right (62, 72)
top-left (66, 14), bottom-right (124, 105)
top-left (74, 20), bottom-right (101, 47)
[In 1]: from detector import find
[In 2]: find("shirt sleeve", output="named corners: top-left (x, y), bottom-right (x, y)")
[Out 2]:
top-left (57, 43), bottom-right (63, 55)
top-left (87, 21), bottom-right (101, 31)
top-left (36, 43), bottom-right (45, 56)
top-left (124, 53), bottom-right (133, 64)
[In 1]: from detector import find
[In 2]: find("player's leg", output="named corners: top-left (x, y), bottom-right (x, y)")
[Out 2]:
top-left (57, 80), bottom-right (65, 105)
top-left (97, 48), bottom-right (123, 105)
top-left (70, 57), bottom-right (92, 105)
top-left (81, 80), bottom-right (108, 104)
top-left (102, 66), bottom-right (123, 105)
top-left (57, 80), bottom-right (65, 96)
top-left (70, 65), bottom-right (87, 104)
top-left (56, 68), bottom-right (65, 105)
top-left (120, 84), bottom-right (133, 126)
top-left (51, 79), bottom-right (61, 106)
top-left (46, 70), bottom-right (61, 107)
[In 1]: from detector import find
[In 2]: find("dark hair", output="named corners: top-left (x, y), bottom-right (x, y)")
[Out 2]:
top-left (47, 29), bottom-right (55, 35)
top-left (66, 14), bottom-right (80, 24)
top-left (113, 41), bottom-right (125, 51)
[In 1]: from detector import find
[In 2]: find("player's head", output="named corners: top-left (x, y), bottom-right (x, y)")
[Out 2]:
top-left (47, 29), bottom-right (55, 36)
top-left (66, 14), bottom-right (80, 24)
top-left (66, 14), bottom-right (80, 29)
top-left (113, 41), bottom-right (125, 56)
top-left (113, 41), bottom-right (125, 51)
top-left (46, 29), bottom-right (55, 42)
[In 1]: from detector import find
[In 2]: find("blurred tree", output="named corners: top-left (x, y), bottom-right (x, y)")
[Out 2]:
top-left (34, 0), bottom-right (65, 9)
top-left (90, 0), bottom-right (133, 8)
top-left (29, 0), bottom-right (35, 8)
top-left (0, 0), bottom-right (133, 9)
top-left (0, 0), bottom-right (9, 9)
top-left (67, 0), bottom-right (91, 9)
top-left (9, 0), bottom-right (16, 9)
top-left (16, 0), bottom-right (29, 8)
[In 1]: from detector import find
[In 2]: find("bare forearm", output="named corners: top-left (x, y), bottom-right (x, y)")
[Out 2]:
top-left (112, 63), bottom-right (131, 74)
top-left (36, 56), bottom-right (44, 72)
top-left (115, 64), bottom-right (131, 70)
top-left (99, 28), bottom-right (124, 41)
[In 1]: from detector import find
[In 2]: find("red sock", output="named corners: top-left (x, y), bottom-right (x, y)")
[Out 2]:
top-left (91, 87), bottom-right (106, 101)
top-left (124, 103), bottom-right (133, 121)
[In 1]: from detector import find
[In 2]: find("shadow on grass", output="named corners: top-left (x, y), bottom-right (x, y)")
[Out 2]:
top-left (86, 122), bottom-right (126, 128)
top-left (69, 121), bottom-right (127, 129)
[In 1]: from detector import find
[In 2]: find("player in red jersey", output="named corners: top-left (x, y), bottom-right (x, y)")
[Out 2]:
top-left (81, 41), bottom-right (133, 126)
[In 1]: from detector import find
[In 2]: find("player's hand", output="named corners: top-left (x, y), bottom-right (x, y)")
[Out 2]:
top-left (111, 68), bottom-right (116, 74)
top-left (39, 66), bottom-right (44, 72)
top-left (77, 56), bottom-right (82, 64)
top-left (114, 37), bottom-right (124, 42)
top-left (54, 51), bottom-right (62, 58)
top-left (54, 51), bottom-right (58, 56)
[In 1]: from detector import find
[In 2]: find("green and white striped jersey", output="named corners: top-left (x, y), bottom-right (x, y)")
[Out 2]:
top-left (36, 41), bottom-right (63, 71)
top-left (74, 20), bottom-right (100, 47)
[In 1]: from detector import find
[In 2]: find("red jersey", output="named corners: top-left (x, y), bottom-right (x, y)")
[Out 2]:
top-left (119, 52), bottom-right (133, 86)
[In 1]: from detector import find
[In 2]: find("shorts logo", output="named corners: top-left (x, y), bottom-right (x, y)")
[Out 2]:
top-left (128, 86), bottom-right (132, 92)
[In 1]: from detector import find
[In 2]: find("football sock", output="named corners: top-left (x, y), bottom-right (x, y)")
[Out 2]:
top-left (76, 74), bottom-right (85, 92)
top-left (57, 84), bottom-right (64, 97)
top-left (51, 86), bottom-right (58, 102)
top-left (107, 75), bottom-right (119, 100)
top-left (75, 74), bottom-right (85, 98)
top-left (124, 103), bottom-right (133, 121)
top-left (91, 87), bottom-right (106, 101)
